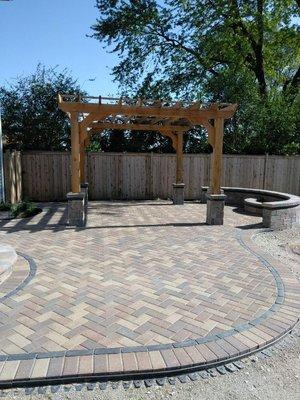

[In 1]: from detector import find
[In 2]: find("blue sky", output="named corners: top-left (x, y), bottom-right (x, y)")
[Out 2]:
top-left (0, 0), bottom-right (119, 95)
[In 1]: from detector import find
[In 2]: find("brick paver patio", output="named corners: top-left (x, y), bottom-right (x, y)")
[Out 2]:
top-left (0, 201), bottom-right (299, 386)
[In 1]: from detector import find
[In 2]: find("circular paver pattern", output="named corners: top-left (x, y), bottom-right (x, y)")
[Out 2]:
top-left (0, 201), bottom-right (298, 386)
top-left (0, 253), bottom-right (33, 301)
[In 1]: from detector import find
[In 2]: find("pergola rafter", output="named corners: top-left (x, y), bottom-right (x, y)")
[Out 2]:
top-left (58, 94), bottom-right (237, 200)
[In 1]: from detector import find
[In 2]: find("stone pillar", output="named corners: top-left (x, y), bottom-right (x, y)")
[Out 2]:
top-left (206, 191), bottom-right (226, 225)
top-left (172, 183), bottom-right (185, 205)
top-left (67, 192), bottom-right (86, 227)
top-left (263, 205), bottom-right (300, 230)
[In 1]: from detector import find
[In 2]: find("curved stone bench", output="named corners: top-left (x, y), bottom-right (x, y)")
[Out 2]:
top-left (244, 197), bottom-right (264, 216)
top-left (201, 187), bottom-right (300, 230)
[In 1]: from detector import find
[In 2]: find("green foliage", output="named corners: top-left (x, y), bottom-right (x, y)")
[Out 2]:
top-left (91, 0), bottom-right (300, 155)
top-left (0, 64), bottom-right (82, 151)
top-left (0, 202), bottom-right (11, 212)
top-left (0, 200), bottom-right (42, 219)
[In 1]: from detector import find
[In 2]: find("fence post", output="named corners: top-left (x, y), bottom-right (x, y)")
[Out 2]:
top-left (3, 150), bottom-right (22, 204)
top-left (263, 153), bottom-right (269, 190)
top-left (9, 151), bottom-right (17, 203)
top-left (15, 151), bottom-right (22, 202)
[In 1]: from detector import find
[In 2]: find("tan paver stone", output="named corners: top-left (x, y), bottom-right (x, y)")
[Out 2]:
top-left (173, 348), bottom-right (193, 366)
top-left (122, 352), bottom-right (137, 372)
top-left (9, 333), bottom-right (31, 348)
top-left (31, 358), bottom-right (50, 379)
top-left (160, 349), bottom-right (179, 368)
top-left (108, 353), bottom-right (123, 373)
top-left (63, 356), bottom-right (79, 376)
top-left (136, 352), bottom-right (152, 371)
top-left (0, 361), bottom-right (20, 381)
top-left (94, 355), bottom-right (108, 374)
top-left (15, 359), bottom-right (35, 380)
top-left (149, 351), bottom-right (166, 370)
top-left (47, 357), bottom-right (64, 378)
top-left (234, 333), bottom-right (258, 349)
top-left (78, 355), bottom-right (93, 375)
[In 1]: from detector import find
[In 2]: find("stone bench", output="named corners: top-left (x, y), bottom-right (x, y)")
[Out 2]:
top-left (244, 197), bottom-right (264, 215)
top-left (201, 186), bottom-right (300, 230)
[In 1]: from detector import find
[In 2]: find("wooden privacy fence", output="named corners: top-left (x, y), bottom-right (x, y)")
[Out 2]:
top-left (4, 151), bottom-right (300, 202)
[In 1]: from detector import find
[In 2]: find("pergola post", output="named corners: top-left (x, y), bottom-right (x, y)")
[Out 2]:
top-left (79, 129), bottom-right (86, 184)
top-left (173, 133), bottom-right (185, 205)
top-left (176, 133), bottom-right (184, 184)
top-left (210, 117), bottom-right (224, 195)
top-left (67, 112), bottom-right (85, 226)
top-left (206, 117), bottom-right (227, 225)
top-left (70, 112), bottom-right (81, 193)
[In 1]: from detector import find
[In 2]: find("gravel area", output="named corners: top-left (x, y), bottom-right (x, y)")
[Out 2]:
top-left (254, 227), bottom-right (300, 282)
top-left (1, 227), bottom-right (299, 400)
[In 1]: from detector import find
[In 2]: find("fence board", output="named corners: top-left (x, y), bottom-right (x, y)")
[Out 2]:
top-left (4, 151), bottom-right (299, 201)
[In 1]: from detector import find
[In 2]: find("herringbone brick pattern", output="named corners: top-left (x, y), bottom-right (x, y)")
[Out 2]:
top-left (0, 202), bottom-right (277, 354)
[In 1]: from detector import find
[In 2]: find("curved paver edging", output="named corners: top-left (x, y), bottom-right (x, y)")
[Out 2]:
top-left (0, 229), bottom-right (298, 388)
top-left (0, 252), bottom-right (37, 304)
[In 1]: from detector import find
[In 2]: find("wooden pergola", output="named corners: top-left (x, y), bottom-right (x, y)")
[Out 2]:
top-left (58, 95), bottom-right (237, 197)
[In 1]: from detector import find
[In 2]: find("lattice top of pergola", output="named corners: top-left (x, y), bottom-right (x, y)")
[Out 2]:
top-left (58, 94), bottom-right (237, 136)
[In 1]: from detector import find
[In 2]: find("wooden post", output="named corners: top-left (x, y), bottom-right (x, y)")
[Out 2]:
top-left (79, 126), bottom-right (86, 184)
top-left (15, 151), bottom-right (22, 202)
top-left (210, 118), bottom-right (224, 194)
top-left (9, 151), bottom-right (17, 204)
top-left (263, 153), bottom-right (269, 189)
top-left (79, 144), bottom-right (85, 184)
top-left (70, 112), bottom-right (81, 193)
top-left (176, 133), bottom-right (184, 184)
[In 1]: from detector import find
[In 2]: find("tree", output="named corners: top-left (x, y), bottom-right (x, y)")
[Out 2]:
top-left (0, 65), bottom-right (82, 151)
top-left (91, 0), bottom-right (300, 154)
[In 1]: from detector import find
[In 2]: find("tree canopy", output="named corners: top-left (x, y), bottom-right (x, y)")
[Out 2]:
top-left (1, 3), bottom-right (299, 155)
top-left (0, 65), bottom-right (81, 151)
top-left (91, 0), bottom-right (300, 154)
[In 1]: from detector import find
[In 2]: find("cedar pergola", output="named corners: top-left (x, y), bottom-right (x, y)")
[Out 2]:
top-left (58, 94), bottom-right (237, 196)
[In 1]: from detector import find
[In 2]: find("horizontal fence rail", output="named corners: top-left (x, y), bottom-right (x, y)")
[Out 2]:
top-left (4, 152), bottom-right (300, 202)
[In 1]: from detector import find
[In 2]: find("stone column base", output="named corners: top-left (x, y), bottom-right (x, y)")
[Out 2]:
top-left (263, 205), bottom-right (300, 230)
top-left (172, 183), bottom-right (185, 205)
top-left (67, 192), bottom-right (86, 227)
top-left (206, 192), bottom-right (226, 225)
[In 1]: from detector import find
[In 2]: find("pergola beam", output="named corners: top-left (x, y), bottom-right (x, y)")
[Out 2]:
top-left (58, 101), bottom-right (237, 120)
top-left (89, 122), bottom-right (190, 133)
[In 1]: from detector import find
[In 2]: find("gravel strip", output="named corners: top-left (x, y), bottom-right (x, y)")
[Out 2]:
top-left (253, 227), bottom-right (300, 282)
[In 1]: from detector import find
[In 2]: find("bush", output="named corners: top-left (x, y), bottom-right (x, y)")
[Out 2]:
top-left (1, 200), bottom-right (42, 219)
top-left (0, 202), bottom-right (11, 212)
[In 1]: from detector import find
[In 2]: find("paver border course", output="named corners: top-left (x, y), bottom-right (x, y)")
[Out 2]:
top-left (0, 229), bottom-right (298, 388)
top-left (0, 252), bottom-right (37, 304)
